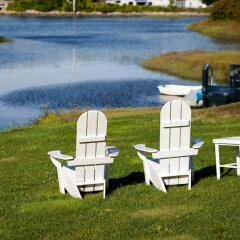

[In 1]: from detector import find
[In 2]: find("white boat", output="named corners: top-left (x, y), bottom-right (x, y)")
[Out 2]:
top-left (158, 84), bottom-right (202, 96)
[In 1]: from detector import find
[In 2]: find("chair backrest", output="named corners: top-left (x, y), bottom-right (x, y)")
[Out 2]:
top-left (160, 100), bottom-right (191, 151)
top-left (76, 110), bottom-right (107, 159)
top-left (66, 110), bottom-right (108, 167)
top-left (67, 110), bottom-right (108, 191)
top-left (159, 100), bottom-right (191, 185)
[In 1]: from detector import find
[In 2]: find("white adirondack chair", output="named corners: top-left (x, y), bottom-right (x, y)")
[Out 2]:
top-left (48, 110), bottom-right (119, 199)
top-left (134, 100), bottom-right (203, 192)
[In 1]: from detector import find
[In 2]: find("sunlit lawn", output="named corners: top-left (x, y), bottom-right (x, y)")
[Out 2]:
top-left (0, 106), bottom-right (240, 239)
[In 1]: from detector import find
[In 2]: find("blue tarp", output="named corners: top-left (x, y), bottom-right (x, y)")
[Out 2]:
top-left (196, 89), bottom-right (203, 102)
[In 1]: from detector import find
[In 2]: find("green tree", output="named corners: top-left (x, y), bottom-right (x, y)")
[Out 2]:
top-left (8, 0), bottom-right (67, 11)
top-left (169, 0), bottom-right (174, 7)
top-left (210, 0), bottom-right (240, 22)
top-left (202, 0), bottom-right (219, 6)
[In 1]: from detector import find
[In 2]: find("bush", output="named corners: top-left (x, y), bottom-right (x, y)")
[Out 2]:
top-left (62, 1), bottom-right (72, 12)
top-left (8, 0), bottom-right (34, 11)
top-left (8, 0), bottom-right (67, 12)
top-left (7, 0), bottom-right (186, 13)
top-left (210, 0), bottom-right (240, 22)
top-left (0, 36), bottom-right (11, 43)
top-left (38, 112), bottom-right (59, 125)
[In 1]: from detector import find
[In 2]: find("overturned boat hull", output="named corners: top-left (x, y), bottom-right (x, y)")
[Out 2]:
top-left (158, 84), bottom-right (202, 96)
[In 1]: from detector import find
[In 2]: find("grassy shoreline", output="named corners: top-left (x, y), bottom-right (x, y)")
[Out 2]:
top-left (1, 104), bottom-right (240, 239)
top-left (188, 20), bottom-right (240, 41)
top-left (37, 102), bottom-right (240, 125)
top-left (0, 36), bottom-right (11, 43)
top-left (142, 50), bottom-right (240, 83)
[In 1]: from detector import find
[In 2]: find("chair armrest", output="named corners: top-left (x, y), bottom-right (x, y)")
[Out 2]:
top-left (48, 150), bottom-right (74, 161)
top-left (192, 139), bottom-right (204, 149)
top-left (133, 144), bottom-right (158, 153)
top-left (106, 146), bottom-right (119, 158)
top-left (153, 148), bottom-right (198, 159)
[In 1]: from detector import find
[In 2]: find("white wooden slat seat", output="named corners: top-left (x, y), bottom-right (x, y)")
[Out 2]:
top-left (48, 110), bottom-right (119, 199)
top-left (134, 100), bottom-right (204, 193)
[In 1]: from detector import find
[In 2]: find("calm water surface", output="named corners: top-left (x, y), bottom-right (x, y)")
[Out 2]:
top-left (0, 16), bottom-right (240, 129)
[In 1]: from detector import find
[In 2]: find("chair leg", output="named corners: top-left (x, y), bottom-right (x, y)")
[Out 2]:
top-left (103, 182), bottom-right (106, 199)
top-left (63, 174), bottom-right (82, 199)
top-left (105, 165), bottom-right (109, 189)
top-left (159, 177), bottom-right (167, 193)
top-left (153, 171), bottom-right (167, 193)
top-left (137, 151), bottom-right (151, 185)
top-left (236, 146), bottom-right (240, 176)
top-left (215, 144), bottom-right (221, 180)
top-left (143, 160), bottom-right (151, 185)
top-left (190, 156), bottom-right (194, 183)
top-left (50, 157), bottom-right (65, 194)
top-left (56, 167), bottom-right (66, 194)
top-left (188, 170), bottom-right (191, 190)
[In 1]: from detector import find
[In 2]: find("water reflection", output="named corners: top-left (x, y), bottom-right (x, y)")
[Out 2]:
top-left (0, 102), bottom-right (41, 130)
top-left (0, 16), bottom-right (240, 130)
top-left (0, 78), bottom-right (196, 110)
top-left (72, 48), bottom-right (76, 72)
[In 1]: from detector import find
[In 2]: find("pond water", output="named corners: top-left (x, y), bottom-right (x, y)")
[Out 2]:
top-left (0, 16), bottom-right (240, 130)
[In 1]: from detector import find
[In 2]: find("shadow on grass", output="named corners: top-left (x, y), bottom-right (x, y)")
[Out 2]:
top-left (221, 168), bottom-right (236, 178)
top-left (108, 171), bottom-right (144, 194)
top-left (109, 166), bottom-right (218, 190)
top-left (82, 166), bottom-right (221, 197)
top-left (194, 165), bottom-right (217, 185)
top-left (108, 166), bottom-right (219, 193)
top-left (79, 172), bottom-right (144, 198)
top-left (194, 165), bottom-right (238, 184)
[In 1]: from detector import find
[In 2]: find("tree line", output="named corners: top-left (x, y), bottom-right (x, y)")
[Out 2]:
top-left (6, 0), bottom-right (240, 23)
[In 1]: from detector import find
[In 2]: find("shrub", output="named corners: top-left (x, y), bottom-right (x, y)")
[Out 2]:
top-left (62, 1), bottom-right (72, 11)
top-left (38, 112), bottom-right (59, 125)
top-left (8, 0), bottom-right (67, 12)
top-left (0, 36), bottom-right (11, 43)
top-left (7, 0), bottom-right (188, 13)
top-left (210, 0), bottom-right (240, 22)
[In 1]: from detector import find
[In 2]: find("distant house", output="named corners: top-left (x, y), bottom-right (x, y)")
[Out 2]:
top-left (148, 0), bottom-right (169, 7)
top-left (0, 0), bottom-right (12, 11)
top-left (106, 0), bottom-right (148, 6)
top-left (105, 0), bottom-right (166, 6)
top-left (105, 0), bottom-right (207, 8)
top-left (175, 0), bottom-right (207, 8)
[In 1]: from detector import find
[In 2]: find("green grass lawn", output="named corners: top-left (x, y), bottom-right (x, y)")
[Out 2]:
top-left (1, 106), bottom-right (240, 239)
top-left (142, 50), bottom-right (240, 83)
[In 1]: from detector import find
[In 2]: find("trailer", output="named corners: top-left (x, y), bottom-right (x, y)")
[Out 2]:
top-left (202, 64), bottom-right (240, 107)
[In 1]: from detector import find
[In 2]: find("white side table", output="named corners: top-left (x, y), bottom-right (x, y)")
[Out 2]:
top-left (213, 137), bottom-right (240, 180)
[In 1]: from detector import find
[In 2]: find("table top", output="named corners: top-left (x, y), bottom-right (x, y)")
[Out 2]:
top-left (213, 137), bottom-right (240, 145)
